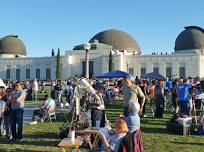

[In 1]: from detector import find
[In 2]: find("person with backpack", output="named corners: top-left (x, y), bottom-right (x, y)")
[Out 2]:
top-left (122, 75), bottom-right (145, 117)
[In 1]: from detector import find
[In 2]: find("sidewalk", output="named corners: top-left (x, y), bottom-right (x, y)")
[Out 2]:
top-left (23, 107), bottom-right (39, 124)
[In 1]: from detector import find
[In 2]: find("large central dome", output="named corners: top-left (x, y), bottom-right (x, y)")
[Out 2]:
top-left (89, 29), bottom-right (141, 54)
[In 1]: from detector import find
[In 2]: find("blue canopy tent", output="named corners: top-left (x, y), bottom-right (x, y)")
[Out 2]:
top-left (96, 70), bottom-right (130, 78)
top-left (143, 72), bottom-right (166, 81)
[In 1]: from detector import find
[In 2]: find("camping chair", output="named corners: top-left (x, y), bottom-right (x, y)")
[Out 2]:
top-left (193, 98), bottom-right (204, 124)
top-left (42, 110), bottom-right (57, 123)
top-left (164, 90), bottom-right (175, 113)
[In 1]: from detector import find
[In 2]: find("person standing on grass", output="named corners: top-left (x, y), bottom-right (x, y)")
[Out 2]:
top-left (32, 79), bottom-right (39, 101)
top-left (64, 81), bottom-right (73, 105)
top-left (176, 78), bottom-right (192, 116)
top-left (3, 87), bottom-right (12, 139)
top-left (10, 82), bottom-right (26, 142)
top-left (154, 80), bottom-right (165, 118)
top-left (125, 101), bottom-right (140, 133)
top-left (122, 75), bottom-right (145, 117)
top-left (139, 79), bottom-right (148, 117)
top-left (0, 87), bottom-right (6, 137)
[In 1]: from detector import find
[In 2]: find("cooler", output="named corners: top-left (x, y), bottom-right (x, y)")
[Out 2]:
top-left (166, 121), bottom-right (192, 135)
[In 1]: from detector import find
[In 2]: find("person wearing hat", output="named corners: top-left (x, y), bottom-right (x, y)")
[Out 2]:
top-left (122, 75), bottom-right (145, 117)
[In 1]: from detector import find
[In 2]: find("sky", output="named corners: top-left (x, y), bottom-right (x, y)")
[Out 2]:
top-left (0, 0), bottom-right (203, 57)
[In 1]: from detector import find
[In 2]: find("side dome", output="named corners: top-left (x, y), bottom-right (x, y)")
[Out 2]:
top-left (175, 26), bottom-right (204, 51)
top-left (89, 29), bottom-right (141, 54)
top-left (0, 35), bottom-right (26, 56)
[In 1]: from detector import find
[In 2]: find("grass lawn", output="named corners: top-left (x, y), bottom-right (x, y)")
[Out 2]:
top-left (0, 96), bottom-right (204, 151)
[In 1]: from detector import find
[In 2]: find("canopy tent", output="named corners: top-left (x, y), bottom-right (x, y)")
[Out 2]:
top-left (96, 70), bottom-right (130, 78)
top-left (143, 72), bottom-right (166, 81)
top-left (0, 78), bottom-right (6, 88)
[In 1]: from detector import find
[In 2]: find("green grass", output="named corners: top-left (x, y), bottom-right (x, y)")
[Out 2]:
top-left (0, 98), bottom-right (204, 152)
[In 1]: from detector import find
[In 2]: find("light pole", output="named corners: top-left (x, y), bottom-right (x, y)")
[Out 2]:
top-left (84, 43), bottom-right (91, 79)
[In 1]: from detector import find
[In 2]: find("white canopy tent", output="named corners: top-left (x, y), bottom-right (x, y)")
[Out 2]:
top-left (0, 78), bottom-right (6, 88)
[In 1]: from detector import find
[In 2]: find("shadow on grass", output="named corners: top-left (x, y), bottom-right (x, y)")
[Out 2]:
top-left (170, 141), bottom-right (204, 146)
top-left (8, 149), bottom-right (49, 152)
top-left (0, 148), bottom-right (53, 152)
top-left (24, 132), bottom-right (59, 139)
top-left (19, 140), bottom-right (59, 147)
top-left (141, 120), bottom-right (165, 126)
top-left (0, 139), bottom-right (59, 148)
top-left (141, 126), bottom-right (168, 134)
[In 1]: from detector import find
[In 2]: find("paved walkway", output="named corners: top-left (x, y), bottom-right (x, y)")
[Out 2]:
top-left (23, 103), bottom-right (71, 124)
top-left (23, 107), bottom-right (38, 124)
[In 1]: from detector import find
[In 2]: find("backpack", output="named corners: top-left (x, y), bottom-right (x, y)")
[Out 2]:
top-left (118, 132), bottom-right (134, 152)
top-left (133, 129), bottom-right (144, 152)
top-left (119, 129), bottom-right (144, 152)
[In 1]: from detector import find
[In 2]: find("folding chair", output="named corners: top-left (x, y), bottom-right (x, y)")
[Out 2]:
top-left (48, 111), bottom-right (57, 123)
top-left (42, 110), bottom-right (56, 123)
top-left (193, 98), bottom-right (204, 124)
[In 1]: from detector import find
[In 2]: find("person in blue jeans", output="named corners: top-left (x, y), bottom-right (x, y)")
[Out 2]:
top-left (10, 82), bottom-right (26, 142)
top-left (0, 88), bottom-right (6, 137)
top-left (176, 78), bottom-right (192, 116)
top-left (125, 101), bottom-right (140, 133)
top-left (3, 87), bottom-right (12, 139)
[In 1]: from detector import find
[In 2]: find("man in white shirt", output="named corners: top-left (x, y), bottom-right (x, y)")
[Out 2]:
top-left (32, 79), bottom-right (39, 101)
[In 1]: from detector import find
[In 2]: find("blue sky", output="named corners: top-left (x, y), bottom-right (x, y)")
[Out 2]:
top-left (0, 0), bottom-right (203, 56)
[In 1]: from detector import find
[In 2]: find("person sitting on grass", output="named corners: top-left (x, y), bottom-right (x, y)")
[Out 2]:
top-left (98, 118), bottom-right (129, 152)
top-left (30, 94), bottom-right (55, 124)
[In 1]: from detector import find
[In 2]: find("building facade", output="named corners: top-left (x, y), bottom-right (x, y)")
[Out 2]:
top-left (0, 26), bottom-right (204, 80)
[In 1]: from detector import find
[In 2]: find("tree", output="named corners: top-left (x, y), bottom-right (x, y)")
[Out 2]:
top-left (56, 48), bottom-right (61, 80)
top-left (108, 50), bottom-right (113, 72)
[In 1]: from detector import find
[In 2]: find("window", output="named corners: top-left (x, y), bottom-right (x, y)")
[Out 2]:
top-left (179, 67), bottom-right (185, 78)
top-left (166, 67), bottom-right (172, 78)
top-left (16, 69), bottom-right (20, 80)
top-left (6, 69), bottom-right (10, 80)
top-left (179, 63), bottom-right (185, 78)
top-left (36, 69), bottom-right (40, 80)
top-left (6, 65), bottom-right (11, 80)
top-left (82, 61), bottom-right (94, 78)
top-left (140, 63), bottom-right (146, 76)
top-left (140, 67), bottom-right (146, 76)
top-left (46, 68), bottom-right (51, 80)
top-left (153, 67), bottom-right (159, 73)
top-left (129, 68), bottom-right (134, 75)
top-left (153, 63), bottom-right (159, 73)
top-left (166, 63), bottom-right (172, 77)
top-left (26, 69), bottom-right (30, 79)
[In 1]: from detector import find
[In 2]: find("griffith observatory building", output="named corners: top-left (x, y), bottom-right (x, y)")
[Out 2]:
top-left (0, 26), bottom-right (204, 80)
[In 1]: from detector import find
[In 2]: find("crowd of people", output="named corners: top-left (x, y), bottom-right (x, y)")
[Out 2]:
top-left (0, 74), bottom-right (204, 150)
top-left (0, 81), bottom-right (26, 142)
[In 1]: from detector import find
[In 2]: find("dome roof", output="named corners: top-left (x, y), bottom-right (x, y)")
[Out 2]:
top-left (0, 35), bottom-right (26, 56)
top-left (175, 26), bottom-right (204, 51)
top-left (89, 29), bottom-right (141, 54)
